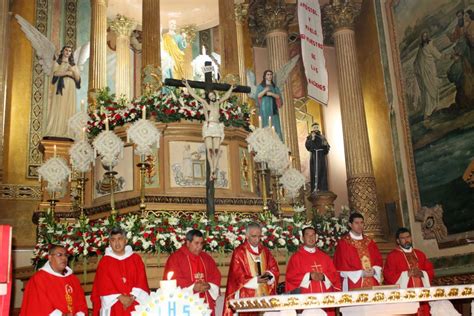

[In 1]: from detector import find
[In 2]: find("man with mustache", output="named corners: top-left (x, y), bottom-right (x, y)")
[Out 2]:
top-left (383, 227), bottom-right (434, 316)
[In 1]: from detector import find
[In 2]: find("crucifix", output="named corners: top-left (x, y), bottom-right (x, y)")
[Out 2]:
top-left (164, 61), bottom-right (250, 218)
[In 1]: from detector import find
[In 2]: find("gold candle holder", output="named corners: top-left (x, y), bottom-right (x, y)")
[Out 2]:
top-left (256, 162), bottom-right (269, 211)
top-left (104, 167), bottom-right (118, 220)
top-left (271, 171), bottom-right (283, 218)
top-left (76, 172), bottom-right (88, 220)
top-left (47, 190), bottom-right (59, 217)
top-left (137, 155), bottom-right (150, 212)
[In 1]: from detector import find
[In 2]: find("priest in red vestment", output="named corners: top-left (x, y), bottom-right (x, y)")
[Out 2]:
top-left (286, 227), bottom-right (341, 316)
top-left (223, 222), bottom-right (280, 316)
top-left (20, 244), bottom-right (88, 316)
top-left (91, 227), bottom-right (150, 316)
top-left (333, 212), bottom-right (383, 291)
top-left (384, 227), bottom-right (434, 316)
top-left (163, 229), bottom-right (221, 315)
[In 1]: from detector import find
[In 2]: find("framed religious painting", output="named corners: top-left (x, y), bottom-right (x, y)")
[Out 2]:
top-left (384, 0), bottom-right (474, 247)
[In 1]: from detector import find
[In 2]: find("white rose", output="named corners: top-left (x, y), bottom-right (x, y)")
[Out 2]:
top-left (278, 238), bottom-right (285, 246)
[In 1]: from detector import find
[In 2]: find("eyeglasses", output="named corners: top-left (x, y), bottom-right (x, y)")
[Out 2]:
top-left (51, 253), bottom-right (70, 258)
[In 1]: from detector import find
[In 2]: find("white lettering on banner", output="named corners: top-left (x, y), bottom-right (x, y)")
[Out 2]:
top-left (298, 0), bottom-right (328, 105)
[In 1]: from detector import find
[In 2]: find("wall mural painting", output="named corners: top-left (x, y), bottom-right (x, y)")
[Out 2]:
top-left (391, 0), bottom-right (474, 235)
top-left (169, 141), bottom-right (229, 189)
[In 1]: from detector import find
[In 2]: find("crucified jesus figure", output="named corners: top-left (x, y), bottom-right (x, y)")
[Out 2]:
top-left (183, 80), bottom-right (234, 181)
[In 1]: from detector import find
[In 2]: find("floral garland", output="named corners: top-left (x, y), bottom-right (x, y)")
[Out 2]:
top-left (33, 209), bottom-right (349, 268)
top-left (86, 87), bottom-right (251, 137)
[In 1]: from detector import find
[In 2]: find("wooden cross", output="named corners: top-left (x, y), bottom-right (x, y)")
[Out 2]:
top-left (164, 62), bottom-right (251, 218)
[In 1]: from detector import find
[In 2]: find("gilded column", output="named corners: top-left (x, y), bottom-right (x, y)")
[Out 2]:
top-left (88, 0), bottom-right (107, 103)
top-left (257, 1), bottom-right (300, 170)
top-left (109, 15), bottom-right (136, 99)
top-left (234, 2), bottom-right (249, 103)
top-left (0, 0), bottom-right (9, 181)
top-left (142, 0), bottom-right (161, 69)
top-left (219, 0), bottom-right (239, 76)
top-left (324, 0), bottom-right (384, 239)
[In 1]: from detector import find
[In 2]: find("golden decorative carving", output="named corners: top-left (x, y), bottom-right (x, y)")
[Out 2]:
top-left (234, 3), bottom-right (249, 24)
top-left (415, 204), bottom-right (448, 241)
top-left (0, 184), bottom-right (42, 200)
top-left (141, 64), bottom-right (163, 95)
top-left (109, 14), bottom-right (136, 37)
top-left (179, 24), bottom-right (197, 43)
top-left (257, 1), bottom-right (293, 34)
top-left (347, 176), bottom-right (383, 237)
top-left (323, 0), bottom-right (362, 32)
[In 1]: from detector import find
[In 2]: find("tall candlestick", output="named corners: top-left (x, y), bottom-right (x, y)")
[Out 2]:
top-left (82, 127), bottom-right (86, 141)
top-left (105, 117), bottom-right (109, 131)
top-left (142, 106), bottom-right (146, 120)
top-left (53, 145), bottom-right (57, 158)
top-left (81, 99), bottom-right (86, 112)
top-left (268, 116), bottom-right (272, 128)
top-left (258, 116), bottom-right (262, 128)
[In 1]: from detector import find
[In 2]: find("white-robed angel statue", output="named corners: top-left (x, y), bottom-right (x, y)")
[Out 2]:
top-left (182, 80), bottom-right (234, 181)
top-left (15, 14), bottom-right (90, 139)
top-left (247, 55), bottom-right (300, 141)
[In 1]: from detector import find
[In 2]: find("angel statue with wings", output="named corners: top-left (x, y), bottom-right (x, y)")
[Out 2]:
top-left (247, 55), bottom-right (300, 141)
top-left (15, 15), bottom-right (89, 139)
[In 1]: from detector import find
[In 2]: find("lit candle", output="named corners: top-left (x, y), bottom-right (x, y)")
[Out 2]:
top-left (142, 106), bottom-right (146, 120)
top-left (272, 126), bottom-right (276, 134)
top-left (258, 116), bottom-right (262, 128)
top-left (268, 116), bottom-right (272, 128)
top-left (105, 117), bottom-right (109, 131)
top-left (160, 271), bottom-right (177, 292)
top-left (81, 99), bottom-right (85, 112)
top-left (53, 145), bottom-right (57, 158)
top-left (82, 127), bottom-right (86, 141)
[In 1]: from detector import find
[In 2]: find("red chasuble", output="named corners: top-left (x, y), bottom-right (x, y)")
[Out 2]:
top-left (91, 252), bottom-right (149, 316)
top-left (333, 234), bottom-right (383, 290)
top-left (163, 246), bottom-right (221, 315)
top-left (223, 241), bottom-right (280, 316)
top-left (20, 264), bottom-right (88, 316)
top-left (285, 247), bottom-right (341, 316)
top-left (384, 248), bottom-right (434, 316)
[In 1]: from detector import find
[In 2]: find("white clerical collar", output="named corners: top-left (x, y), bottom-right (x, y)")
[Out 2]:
top-left (40, 261), bottom-right (73, 277)
top-left (303, 246), bottom-right (316, 253)
top-left (349, 231), bottom-right (363, 240)
top-left (250, 244), bottom-right (259, 253)
top-left (400, 246), bottom-right (413, 253)
top-left (105, 245), bottom-right (134, 260)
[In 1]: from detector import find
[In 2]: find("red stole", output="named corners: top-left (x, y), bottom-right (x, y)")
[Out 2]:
top-left (401, 250), bottom-right (423, 287)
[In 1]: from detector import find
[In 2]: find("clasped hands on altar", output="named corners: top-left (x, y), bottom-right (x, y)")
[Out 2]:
top-left (257, 272), bottom-right (274, 284)
top-left (118, 294), bottom-right (136, 310)
top-left (408, 267), bottom-right (424, 278)
top-left (193, 279), bottom-right (211, 293)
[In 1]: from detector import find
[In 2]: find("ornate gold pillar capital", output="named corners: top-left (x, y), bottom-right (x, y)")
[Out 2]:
top-left (109, 14), bottom-right (137, 38)
top-left (180, 24), bottom-right (198, 44)
top-left (234, 3), bottom-right (249, 24)
top-left (255, 0), bottom-right (293, 35)
top-left (323, 0), bottom-right (362, 32)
